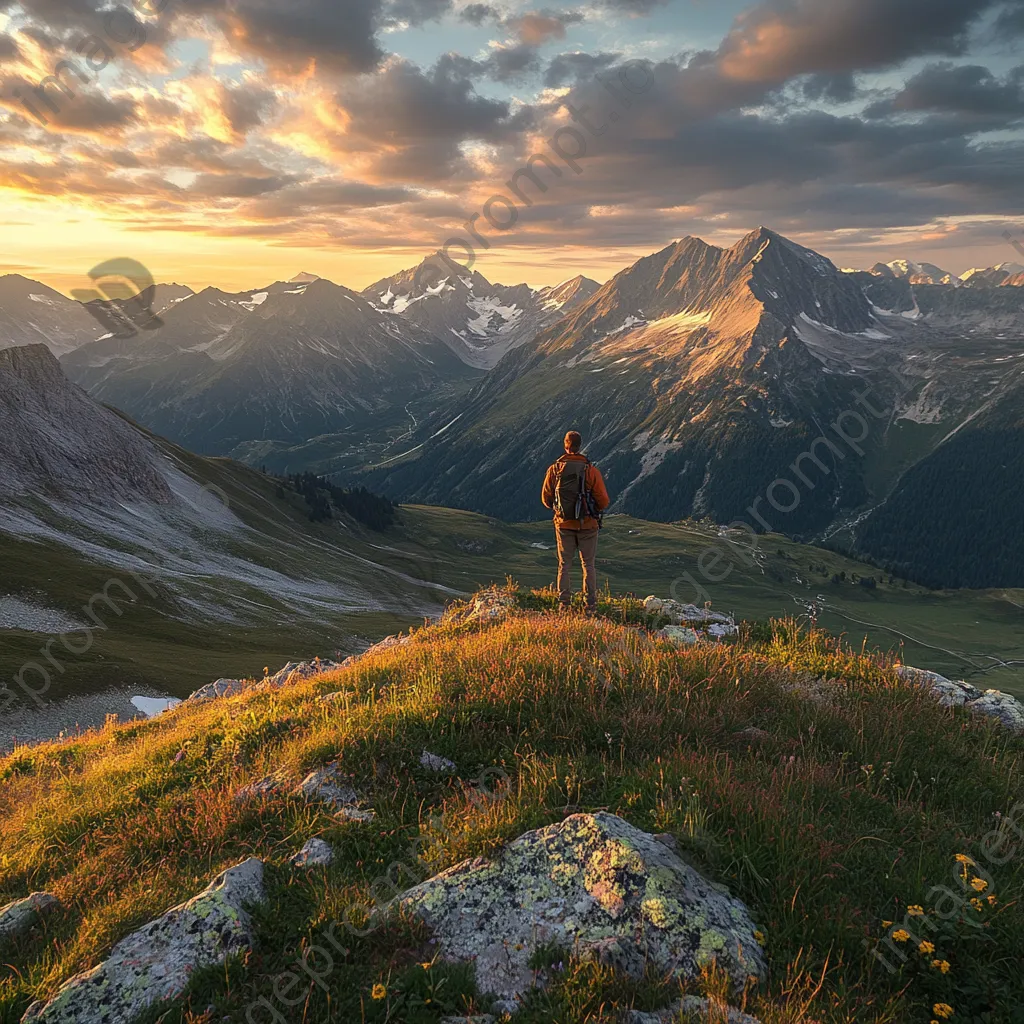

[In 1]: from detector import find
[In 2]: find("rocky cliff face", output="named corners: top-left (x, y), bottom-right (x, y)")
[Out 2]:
top-left (0, 344), bottom-right (171, 502)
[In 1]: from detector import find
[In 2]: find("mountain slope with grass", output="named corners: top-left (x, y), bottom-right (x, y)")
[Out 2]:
top-left (2, 588), bottom-right (1023, 1024)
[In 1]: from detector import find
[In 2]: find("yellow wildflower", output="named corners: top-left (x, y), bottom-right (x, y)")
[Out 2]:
top-left (970, 897), bottom-right (983, 911)
top-left (892, 929), bottom-right (910, 942)
top-left (954, 854), bottom-right (973, 865)
top-left (419, 962), bottom-right (433, 970)
top-left (937, 960), bottom-right (951, 974)
top-left (753, 930), bottom-right (766, 944)
top-left (986, 894), bottom-right (997, 906)
top-left (907, 905), bottom-right (925, 916)
top-left (881, 920), bottom-right (893, 927)
top-left (970, 877), bottom-right (987, 892)
top-left (933, 1003), bottom-right (954, 1019)
top-left (371, 983), bottom-right (387, 1000)
top-left (918, 940), bottom-right (935, 954)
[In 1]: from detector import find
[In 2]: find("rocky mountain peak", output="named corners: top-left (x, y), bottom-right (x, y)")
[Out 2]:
top-left (0, 344), bottom-right (171, 502)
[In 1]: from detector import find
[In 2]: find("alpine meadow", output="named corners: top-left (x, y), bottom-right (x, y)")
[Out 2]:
top-left (2, 1), bottom-right (1024, 1023)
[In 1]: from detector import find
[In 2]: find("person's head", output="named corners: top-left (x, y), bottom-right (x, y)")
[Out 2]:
top-left (564, 430), bottom-right (582, 454)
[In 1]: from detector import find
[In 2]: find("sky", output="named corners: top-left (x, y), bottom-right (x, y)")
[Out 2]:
top-left (0, 0), bottom-right (1023, 295)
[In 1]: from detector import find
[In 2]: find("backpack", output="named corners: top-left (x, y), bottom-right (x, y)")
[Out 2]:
top-left (553, 456), bottom-right (602, 527)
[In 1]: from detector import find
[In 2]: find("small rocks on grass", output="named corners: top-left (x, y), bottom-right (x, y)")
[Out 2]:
top-left (440, 1016), bottom-right (496, 1024)
top-left (393, 812), bottom-right (764, 1006)
top-left (318, 690), bottom-right (350, 704)
top-left (21, 859), bottom-right (264, 1024)
top-left (421, 749), bottom-right (457, 772)
top-left (625, 996), bottom-right (761, 1024)
top-left (296, 766), bottom-right (375, 821)
top-left (234, 775), bottom-right (282, 802)
top-left (0, 892), bottom-right (60, 940)
top-left (657, 625), bottom-right (701, 646)
top-left (290, 838), bottom-right (334, 868)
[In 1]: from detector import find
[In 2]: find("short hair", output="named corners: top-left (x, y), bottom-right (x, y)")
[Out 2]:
top-left (564, 430), bottom-right (582, 452)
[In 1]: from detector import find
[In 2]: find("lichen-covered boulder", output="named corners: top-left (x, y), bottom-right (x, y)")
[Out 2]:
top-left (392, 813), bottom-right (764, 1009)
top-left (0, 892), bottom-right (60, 940)
top-left (21, 859), bottom-right (264, 1024)
top-left (291, 838), bottom-right (334, 868)
top-left (895, 666), bottom-right (982, 708)
top-left (966, 690), bottom-right (1024, 732)
top-left (296, 767), bottom-right (375, 821)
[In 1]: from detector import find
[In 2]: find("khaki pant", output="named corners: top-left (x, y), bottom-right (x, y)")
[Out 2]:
top-left (555, 527), bottom-right (599, 609)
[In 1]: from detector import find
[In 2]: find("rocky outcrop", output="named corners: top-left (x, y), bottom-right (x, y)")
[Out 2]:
top-left (393, 812), bottom-right (764, 1011)
top-left (0, 344), bottom-right (171, 503)
top-left (643, 596), bottom-right (734, 627)
top-left (188, 658), bottom-right (340, 703)
top-left (188, 677), bottom-right (245, 702)
top-left (341, 633), bottom-right (412, 667)
top-left (0, 892), bottom-right (60, 940)
top-left (21, 859), bottom-right (264, 1024)
top-left (446, 587), bottom-right (517, 627)
top-left (896, 665), bottom-right (1024, 732)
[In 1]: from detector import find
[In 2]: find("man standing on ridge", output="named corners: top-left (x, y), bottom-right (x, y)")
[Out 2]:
top-left (541, 430), bottom-right (611, 613)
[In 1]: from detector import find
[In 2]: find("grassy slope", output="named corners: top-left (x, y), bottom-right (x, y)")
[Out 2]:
top-left (4, 478), bottom-right (1023, 704)
top-left (1, 589), bottom-right (1022, 1024)
top-left (408, 509), bottom-right (1024, 697)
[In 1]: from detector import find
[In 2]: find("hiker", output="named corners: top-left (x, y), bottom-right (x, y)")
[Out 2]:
top-left (541, 431), bottom-right (611, 612)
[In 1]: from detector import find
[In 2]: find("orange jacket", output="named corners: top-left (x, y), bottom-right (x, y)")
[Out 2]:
top-left (541, 453), bottom-right (611, 530)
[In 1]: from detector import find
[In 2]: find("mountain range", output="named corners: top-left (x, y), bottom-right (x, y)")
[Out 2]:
top-left (2, 234), bottom-right (1023, 588)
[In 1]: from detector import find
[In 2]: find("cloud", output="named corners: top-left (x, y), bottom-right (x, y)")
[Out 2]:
top-left (866, 62), bottom-right (1024, 121)
top-left (0, 32), bottom-right (20, 62)
top-left (329, 56), bottom-right (519, 181)
top-left (716, 0), bottom-right (1002, 85)
top-left (544, 49), bottom-right (620, 86)
top-left (458, 1), bottom-right (499, 23)
top-left (507, 9), bottom-right (584, 45)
